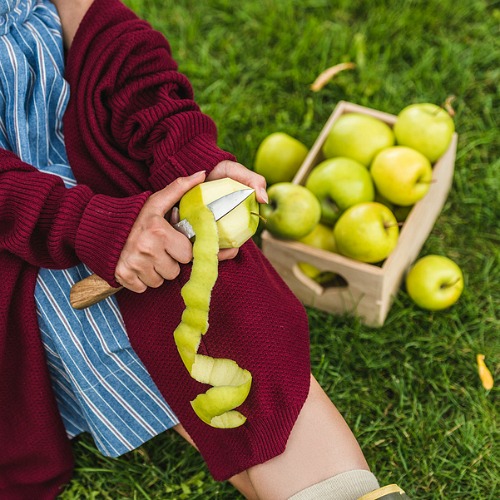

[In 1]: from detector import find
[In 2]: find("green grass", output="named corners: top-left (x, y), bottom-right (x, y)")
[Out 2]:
top-left (61, 0), bottom-right (499, 498)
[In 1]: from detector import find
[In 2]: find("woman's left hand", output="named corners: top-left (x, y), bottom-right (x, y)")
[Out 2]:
top-left (207, 160), bottom-right (268, 261)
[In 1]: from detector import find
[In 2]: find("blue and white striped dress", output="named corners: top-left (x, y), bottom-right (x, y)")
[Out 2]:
top-left (0, 0), bottom-right (179, 456)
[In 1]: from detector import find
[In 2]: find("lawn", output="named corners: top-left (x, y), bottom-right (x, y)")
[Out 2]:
top-left (60, 0), bottom-right (499, 498)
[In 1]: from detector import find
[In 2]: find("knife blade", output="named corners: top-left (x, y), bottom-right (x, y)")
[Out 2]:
top-left (173, 188), bottom-right (255, 239)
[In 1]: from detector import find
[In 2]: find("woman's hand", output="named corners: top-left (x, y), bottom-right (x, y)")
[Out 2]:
top-left (115, 171), bottom-right (206, 293)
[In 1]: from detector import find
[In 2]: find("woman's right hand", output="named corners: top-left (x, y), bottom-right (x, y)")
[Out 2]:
top-left (114, 171), bottom-right (207, 293)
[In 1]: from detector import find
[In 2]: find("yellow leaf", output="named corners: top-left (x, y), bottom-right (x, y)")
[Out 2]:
top-left (310, 62), bottom-right (356, 92)
top-left (476, 354), bottom-right (494, 390)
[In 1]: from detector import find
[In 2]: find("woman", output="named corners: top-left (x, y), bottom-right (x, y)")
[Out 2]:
top-left (0, 1), bottom-right (407, 498)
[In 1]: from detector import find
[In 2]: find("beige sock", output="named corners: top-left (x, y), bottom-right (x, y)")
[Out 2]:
top-left (288, 469), bottom-right (380, 500)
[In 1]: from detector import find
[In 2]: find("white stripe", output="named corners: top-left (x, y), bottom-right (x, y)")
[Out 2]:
top-left (36, 278), bottom-right (140, 451)
top-left (59, 268), bottom-right (171, 430)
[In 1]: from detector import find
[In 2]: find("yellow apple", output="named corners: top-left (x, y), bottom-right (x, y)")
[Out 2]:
top-left (305, 157), bottom-right (375, 225)
top-left (405, 255), bottom-right (464, 311)
top-left (394, 103), bottom-right (455, 163)
top-left (370, 146), bottom-right (433, 206)
top-left (334, 202), bottom-right (399, 263)
top-left (261, 182), bottom-right (321, 240)
top-left (297, 223), bottom-right (337, 281)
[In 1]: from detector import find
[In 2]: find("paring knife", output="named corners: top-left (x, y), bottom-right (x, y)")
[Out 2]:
top-left (69, 188), bottom-right (255, 310)
top-left (173, 188), bottom-right (254, 239)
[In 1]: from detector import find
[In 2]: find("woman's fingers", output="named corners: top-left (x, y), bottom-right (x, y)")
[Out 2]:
top-left (207, 160), bottom-right (268, 204)
top-left (218, 247), bottom-right (239, 261)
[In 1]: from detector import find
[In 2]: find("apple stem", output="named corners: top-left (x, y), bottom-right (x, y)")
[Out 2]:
top-left (440, 277), bottom-right (461, 289)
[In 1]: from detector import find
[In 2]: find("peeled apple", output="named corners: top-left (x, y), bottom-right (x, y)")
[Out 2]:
top-left (180, 177), bottom-right (260, 248)
top-left (175, 178), bottom-right (258, 428)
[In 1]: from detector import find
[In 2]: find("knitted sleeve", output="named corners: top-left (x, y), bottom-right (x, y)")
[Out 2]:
top-left (0, 149), bottom-right (149, 284)
top-left (64, 0), bottom-right (235, 193)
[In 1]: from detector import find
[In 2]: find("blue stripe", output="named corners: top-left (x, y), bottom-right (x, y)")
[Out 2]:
top-left (0, 0), bottom-right (178, 457)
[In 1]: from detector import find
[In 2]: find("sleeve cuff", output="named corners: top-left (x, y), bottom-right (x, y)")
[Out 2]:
top-left (75, 191), bottom-right (150, 286)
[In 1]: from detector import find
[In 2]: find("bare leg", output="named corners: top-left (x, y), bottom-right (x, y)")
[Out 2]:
top-left (173, 424), bottom-right (259, 500)
top-left (246, 374), bottom-right (370, 500)
top-left (174, 373), bottom-right (369, 500)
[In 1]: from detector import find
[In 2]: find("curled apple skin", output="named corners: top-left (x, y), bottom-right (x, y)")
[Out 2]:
top-left (175, 179), bottom-right (256, 428)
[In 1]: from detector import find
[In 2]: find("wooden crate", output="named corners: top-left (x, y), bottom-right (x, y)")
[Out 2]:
top-left (261, 101), bottom-right (458, 327)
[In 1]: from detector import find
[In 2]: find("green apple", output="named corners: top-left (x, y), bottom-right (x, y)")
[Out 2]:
top-left (394, 103), bottom-right (455, 163)
top-left (261, 182), bottom-right (321, 240)
top-left (405, 255), bottom-right (464, 310)
top-left (297, 223), bottom-right (337, 281)
top-left (305, 157), bottom-right (375, 225)
top-left (254, 132), bottom-right (309, 185)
top-left (370, 146), bottom-right (433, 206)
top-left (333, 202), bottom-right (399, 263)
top-left (322, 113), bottom-right (395, 166)
top-left (179, 178), bottom-right (260, 248)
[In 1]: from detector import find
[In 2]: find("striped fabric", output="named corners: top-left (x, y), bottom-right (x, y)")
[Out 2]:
top-left (0, 0), bottom-right (178, 456)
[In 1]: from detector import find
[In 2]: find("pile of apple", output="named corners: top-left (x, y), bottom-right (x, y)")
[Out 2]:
top-left (256, 103), bottom-right (464, 311)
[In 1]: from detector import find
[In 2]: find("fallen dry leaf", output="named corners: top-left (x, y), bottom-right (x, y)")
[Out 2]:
top-left (476, 354), bottom-right (494, 390)
top-left (310, 62), bottom-right (356, 92)
top-left (444, 95), bottom-right (457, 117)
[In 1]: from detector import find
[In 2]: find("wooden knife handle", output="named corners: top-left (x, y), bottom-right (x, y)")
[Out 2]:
top-left (70, 273), bottom-right (123, 309)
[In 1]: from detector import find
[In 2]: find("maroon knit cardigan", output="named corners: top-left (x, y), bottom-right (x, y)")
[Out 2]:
top-left (0, 0), bottom-right (310, 497)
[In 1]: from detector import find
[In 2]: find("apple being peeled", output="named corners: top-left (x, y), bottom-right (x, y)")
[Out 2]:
top-left (405, 255), bottom-right (464, 311)
top-left (334, 202), bottom-right (399, 263)
top-left (371, 146), bottom-right (433, 206)
top-left (305, 157), bottom-right (375, 225)
top-left (261, 182), bottom-right (321, 240)
top-left (254, 132), bottom-right (308, 185)
top-left (394, 103), bottom-right (455, 163)
top-left (322, 113), bottom-right (395, 167)
top-left (297, 223), bottom-right (337, 281)
top-left (179, 178), bottom-right (259, 248)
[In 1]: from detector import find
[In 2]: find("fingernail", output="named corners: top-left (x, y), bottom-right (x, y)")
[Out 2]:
top-left (260, 188), bottom-right (269, 204)
top-left (192, 170), bottom-right (206, 177)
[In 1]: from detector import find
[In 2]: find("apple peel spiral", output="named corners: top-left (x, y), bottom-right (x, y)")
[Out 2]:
top-left (174, 180), bottom-right (256, 428)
